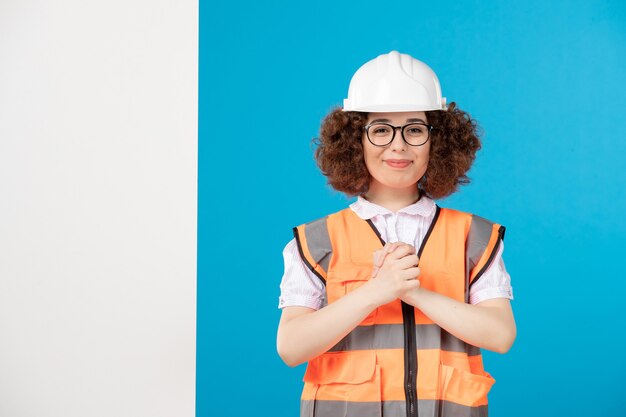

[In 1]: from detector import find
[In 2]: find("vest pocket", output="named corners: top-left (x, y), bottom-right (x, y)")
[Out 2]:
top-left (303, 350), bottom-right (382, 417)
top-left (437, 363), bottom-right (495, 407)
top-left (327, 268), bottom-right (377, 325)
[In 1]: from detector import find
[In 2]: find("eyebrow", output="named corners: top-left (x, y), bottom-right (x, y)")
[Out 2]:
top-left (370, 118), bottom-right (427, 124)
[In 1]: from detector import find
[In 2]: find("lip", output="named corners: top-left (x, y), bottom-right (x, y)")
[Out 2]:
top-left (384, 159), bottom-right (412, 168)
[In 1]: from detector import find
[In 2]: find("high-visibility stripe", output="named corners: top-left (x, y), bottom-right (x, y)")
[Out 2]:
top-left (465, 215), bottom-right (507, 304)
top-left (292, 215), bottom-right (332, 285)
top-left (469, 225), bottom-right (505, 289)
top-left (303, 216), bottom-right (333, 272)
top-left (465, 215), bottom-right (495, 303)
top-left (466, 215), bottom-right (494, 273)
top-left (327, 323), bottom-right (480, 356)
top-left (293, 227), bottom-right (326, 285)
top-left (300, 400), bottom-right (488, 417)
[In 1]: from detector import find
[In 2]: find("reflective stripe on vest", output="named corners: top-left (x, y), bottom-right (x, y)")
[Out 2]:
top-left (301, 399), bottom-right (488, 417)
top-left (327, 323), bottom-right (480, 356)
top-left (466, 214), bottom-right (506, 303)
top-left (293, 215), bottom-right (332, 284)
top-left (293, 206), bottom-right (504, 417)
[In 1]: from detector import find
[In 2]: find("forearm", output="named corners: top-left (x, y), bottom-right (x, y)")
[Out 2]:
top-left (277, 286), bottom-right (378, 367)
top-left (403, 288), bottom-right (516, 353)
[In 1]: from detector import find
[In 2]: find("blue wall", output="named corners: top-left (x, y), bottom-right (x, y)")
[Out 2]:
top-left (199, 1), bottom-right (626, 415)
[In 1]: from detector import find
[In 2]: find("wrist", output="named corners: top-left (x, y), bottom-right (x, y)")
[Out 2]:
top-left (358, 280), bottom-right (383, 309)
top-left (403, 286), bottom-right (426, 307)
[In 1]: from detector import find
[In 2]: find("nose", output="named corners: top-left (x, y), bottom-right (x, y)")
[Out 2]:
top-left (389, 126), bottom-right (407, 151)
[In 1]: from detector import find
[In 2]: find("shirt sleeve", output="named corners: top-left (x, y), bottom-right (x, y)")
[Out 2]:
top-left (278, 238), bottom-right (327, 310)
top-left (468, 241), bottom-right (514, 305)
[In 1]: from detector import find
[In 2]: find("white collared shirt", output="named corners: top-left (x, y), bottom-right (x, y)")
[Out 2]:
top-left (278, 195), bottom-right (514, 309)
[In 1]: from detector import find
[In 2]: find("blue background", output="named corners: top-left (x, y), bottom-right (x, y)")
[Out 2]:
top-left (198, 1), bottom-right (626, 415)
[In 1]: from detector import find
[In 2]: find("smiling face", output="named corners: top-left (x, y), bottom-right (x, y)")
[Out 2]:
top-left (362, 111), bottom-right (431, 196)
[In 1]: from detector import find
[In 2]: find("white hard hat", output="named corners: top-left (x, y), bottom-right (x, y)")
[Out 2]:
top-left (342, 50), bottom-right (447, 112)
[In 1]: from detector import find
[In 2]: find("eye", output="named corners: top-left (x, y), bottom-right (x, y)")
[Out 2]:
top-left (405, 124), bottom-right (428, 136)
top-left (370, 125), bottom-right (392, 135)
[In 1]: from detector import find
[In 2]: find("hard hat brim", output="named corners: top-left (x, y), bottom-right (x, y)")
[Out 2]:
top-left (342, 104), bottom-right (447, 112)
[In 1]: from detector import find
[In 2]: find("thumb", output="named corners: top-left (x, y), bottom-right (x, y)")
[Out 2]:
top-left (372, 249), bottom-right (381, 268)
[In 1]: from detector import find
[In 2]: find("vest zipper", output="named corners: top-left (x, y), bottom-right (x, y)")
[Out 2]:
top-left (402, 301), bottom-right (418, 417)
top-left (404, 204), bottom-right (440, 417)
top-left (365, 204), bottom-right (442, 417)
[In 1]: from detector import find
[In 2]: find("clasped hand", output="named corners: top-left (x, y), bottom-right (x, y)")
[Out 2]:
top-left (366, 242), bottom-right (422, 307)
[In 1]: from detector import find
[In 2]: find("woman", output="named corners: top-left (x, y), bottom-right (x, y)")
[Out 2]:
top-left (276, 50), bottom-right (516, 417)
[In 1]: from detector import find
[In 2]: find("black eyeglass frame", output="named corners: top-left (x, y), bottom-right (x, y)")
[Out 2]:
top-left (363, 122), bottom-right (434, 147)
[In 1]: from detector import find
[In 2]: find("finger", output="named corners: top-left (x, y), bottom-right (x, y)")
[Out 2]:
top-left (374, 250), bottom-right (387, 268)
top-left (378, 244), bottom-right (396, 265)
top-left (378, 244), bottom-right (416, 277)
top-left (375, 242), bottom-right (401, 268)
top-left (400, 267), bottom-right (421, 280)
top-left (386, 244), bottom-right (416, 260)
top-left (372, 248), bottom-right (386, 276)
top-left (390, 242), bottom-right (416, 253)
top-left (373, 250), bottom-right (380, 267)
top-left (373, 243), bottom-right (392, 266)
top-left (386, 243), bottom-right (405, 257)
top-left (403, 279), bottom-right (421, 290)
top-left (388, 242), bottom-right (406, 253)
top-left (404, 244), bottom-right (417, 255)
top-left (395, 254), bottom-right (420, 270)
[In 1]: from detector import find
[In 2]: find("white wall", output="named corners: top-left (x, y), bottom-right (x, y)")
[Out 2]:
top-left (0, 1), bottom-right (197, 416)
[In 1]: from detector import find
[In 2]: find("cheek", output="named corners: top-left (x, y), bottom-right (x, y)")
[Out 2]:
top-left (422, 152), bottom-right (430, 166)
top-left (362, 142), bottom-right (379, 165)
top-left (363, 152), bottom-right (375, 174)
top-left (362, 146), bottom-right (383, 179)
top-left (416, 145), bottom-right (431, 166)
top-left (410, 149), bottom-right (430, 179)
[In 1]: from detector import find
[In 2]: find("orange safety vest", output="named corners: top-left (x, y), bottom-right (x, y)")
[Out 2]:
top-left (293, 204), bottom-right (506, 417)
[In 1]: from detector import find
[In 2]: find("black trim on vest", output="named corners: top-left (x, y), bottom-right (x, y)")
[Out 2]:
top-left (292, 227), bottom-right (327, 286)
top-left (418, 205), bottom-right (441, 259)
top-left (402, 301), bottom-right (418, 417)
top-left (365, 219), bottom-right (385, 246)
top-left (468, 225), bottom-right (506, 291)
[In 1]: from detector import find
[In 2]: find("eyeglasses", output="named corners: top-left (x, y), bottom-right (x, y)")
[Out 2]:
top-left (364, 122), bottom-right (433, 147)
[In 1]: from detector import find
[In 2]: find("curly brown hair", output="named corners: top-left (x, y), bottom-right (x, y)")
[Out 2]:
top-left (312, 102), bottom-right (482, 200)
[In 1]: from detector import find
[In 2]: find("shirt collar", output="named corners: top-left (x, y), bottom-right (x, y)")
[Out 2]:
top-left (350, 194), bottom-right (436, 220)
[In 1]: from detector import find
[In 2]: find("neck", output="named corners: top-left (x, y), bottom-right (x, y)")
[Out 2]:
top-left (363, 181), bottom-right (421, 212)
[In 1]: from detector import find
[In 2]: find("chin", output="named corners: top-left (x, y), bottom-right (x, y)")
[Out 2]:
top-left (381, 180), bottom-right (420, 190)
